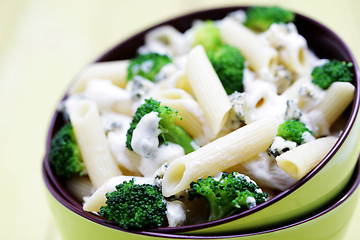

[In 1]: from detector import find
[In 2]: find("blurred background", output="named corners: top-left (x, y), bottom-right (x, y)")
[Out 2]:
top-left (0, 0), bottom-right (359, 239)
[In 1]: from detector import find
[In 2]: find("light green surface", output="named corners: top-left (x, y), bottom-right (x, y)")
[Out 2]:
top-left (1, 0), bottom-right (360, 239)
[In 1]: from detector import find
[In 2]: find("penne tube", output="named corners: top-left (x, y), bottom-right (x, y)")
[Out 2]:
top-left (276, 136), bottom-right (338, 180)
top-left (65, 176), bottom-right (94, 202)
top-left (219, 18), bottom-right (277, 72)
top-left (186, 45), bottom-right (232, 136)
top-left (314, 82), bottom-right (355, 126)
top-left (162, 118), bottom-right (279, 197)
top-left (69, 99), bottom-right (121, 189)
top-left (152, 88), bottom-right (206, 139)
top-left (83, 176), bottom-right (154, 212)
top-left (280, 76), bottom-right (309, 100)
top-left (70, 60), bottom-right (129, 94)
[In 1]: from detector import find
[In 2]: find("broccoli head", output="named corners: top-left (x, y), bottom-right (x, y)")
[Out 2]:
top-left (127, 52), bottom-right (172, 82)
top-left (100, 179), bottom-right (167, 230)
top-left (193, 20), bottom-right (223, 51)
top-left (277, 119), bottom-right (313, 145)
top-left (188, 172), bottom-right (267, 221)
top-left (126, 98), bottom-right (195, 154)
top-left (244, 6), bottom-right (295, 32)
top-left (311, 60), bottom-right (353, 90)
top-left (207, 44), bottom-right (245, 95)
top-left (49, 123), bottom-right (86, 179)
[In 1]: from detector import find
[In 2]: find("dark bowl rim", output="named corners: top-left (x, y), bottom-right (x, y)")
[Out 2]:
top-left (43, 159), bottom-right (360, 238)
top-left (43, 5), bottom-right (360, 234)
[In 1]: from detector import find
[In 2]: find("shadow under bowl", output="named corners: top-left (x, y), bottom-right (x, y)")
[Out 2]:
top-left (43, 6), bottom-right (360, 235)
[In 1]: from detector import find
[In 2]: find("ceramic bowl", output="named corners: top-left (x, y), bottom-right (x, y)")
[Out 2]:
top-left (43, 6), bottom-right (360, 235)
top-left (44, 160), bottom-right (360, 240)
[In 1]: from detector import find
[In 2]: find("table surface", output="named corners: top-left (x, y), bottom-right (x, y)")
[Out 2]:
top-left (1, 0), bottom-right (360, 239)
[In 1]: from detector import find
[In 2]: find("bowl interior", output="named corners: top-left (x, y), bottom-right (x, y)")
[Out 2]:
top-left (43, 6), bottom-right (360, 234)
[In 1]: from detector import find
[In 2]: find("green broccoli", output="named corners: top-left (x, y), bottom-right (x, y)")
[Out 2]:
top-left (188, 172), bottom-right (267, 221)
top-left (49, 123), bottom-right (86, 179)
top-left (277, 119), bottom-right (313, 145)
top-left (207, 44), bottom-right (246, 94)
top-left (126, 98), bottom-right (196, 154)
top-left (311, 60), bottom-right (353, 90)
top-left (100, 178), bottom-right (167, 230)
top-left (193, 20), bottom-right (223, 51)
top-left (244, 6), bottom-right (295, 32)
top-left (127, 52), bottom-right (172, 82)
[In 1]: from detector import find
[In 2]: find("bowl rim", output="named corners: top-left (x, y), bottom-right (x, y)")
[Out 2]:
top-left (43, 159), bottom-right (360, 238)
top-left (43, 5), bottom-right (360, 234)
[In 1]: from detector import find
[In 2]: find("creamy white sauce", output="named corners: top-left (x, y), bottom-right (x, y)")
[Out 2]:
top-left (131, 112), bottom-right (161, 158)
top-left (230, 152), bottom-right (298, 191)
top-left (83, 79), bottom-right (132, 113)
top-left (83, 175), bottom-right (154, 212)
top-left (166, 200), bottom-right (187, 227)
top-left (139, 142), bottom-right (184, 177)
top-left (244, 79), bottom-right (288, 123)
top-left (246, 196), bottom-right (257, 208)
top-left (301, 110), bottom-right (330, 137)
top-left (264, 23), bottom-right (309, 74)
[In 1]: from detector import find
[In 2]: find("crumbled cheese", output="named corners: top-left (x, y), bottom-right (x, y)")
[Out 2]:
top-left (285, 99), bottom-right (302, 120)
top-left (155, 63), bottom-right (177, 82)
top-left (229, 91), bottom-right (246, 122)
top-left (126, 75), bottom-right (155, 101)
top-left (269, 136), bottom-right (297, 157)
top-left (153, 162), bottom-right (169, 187)
top-left (246, 196), bottom-right (257, 208)
top-left (101, 112), bottom-right (131, 134)
top-left (302, 131), bottom-right (315, 143)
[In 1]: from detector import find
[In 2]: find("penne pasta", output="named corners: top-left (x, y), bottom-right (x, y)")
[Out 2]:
top-left (219, 18), bottom-right (277, 72)
top-left (144, 25), bottom-right (191, 56)
top-left (152, 88), bottom-right (207, 141)
top-left (276, 136), bottom-right (338, 180)
top-left (162, 118), bottom-right (279, 197)
top-left (65, 176), bottom-right (94, 202)
top-left (70, 60), bottom-right (129, 94)
top-left (186, 45), bottom-right (232, 136)
top-left (83, 176), bottom-right (154, 212)
top-left (69, 99), bottom-right (121, 189)
top-left (313, 82), bottom-right (355, 126)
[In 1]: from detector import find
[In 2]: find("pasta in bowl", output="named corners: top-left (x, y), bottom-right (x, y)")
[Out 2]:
top-left (44, 6), bottom-right (360, 235)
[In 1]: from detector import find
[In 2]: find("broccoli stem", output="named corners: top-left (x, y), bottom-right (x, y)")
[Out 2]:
top-left (208, 198), bottom-right (238, 221)
top-left (162, 125), bottom-right (195, 154)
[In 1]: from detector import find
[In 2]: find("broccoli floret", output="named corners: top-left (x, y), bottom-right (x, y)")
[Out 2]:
top-left (207, 44), bottom-right (245, 95)
top-left (188, 172), bottom-right (267, 221)
top-left (127, 53), bottom-right (172, 82)
top-left (49, 123), bottom-right (86, 179)
top-left (126, 98), bottom-right (195, 154)
top-left (193, 20), bottom-right (223, 51)
top-left (244, 6), bottom-right (295, 32)
top-left (311, 60), bottom-right (353, 90)
top-left (100, 179), bottom-right (167, 230)
top-left (277, 120), bottom-right (313, 145)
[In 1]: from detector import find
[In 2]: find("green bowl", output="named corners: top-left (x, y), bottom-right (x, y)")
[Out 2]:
top-left (43, 6), bottom-right (360, 235)
top-left (43, 160), bottom-right (360, 240)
